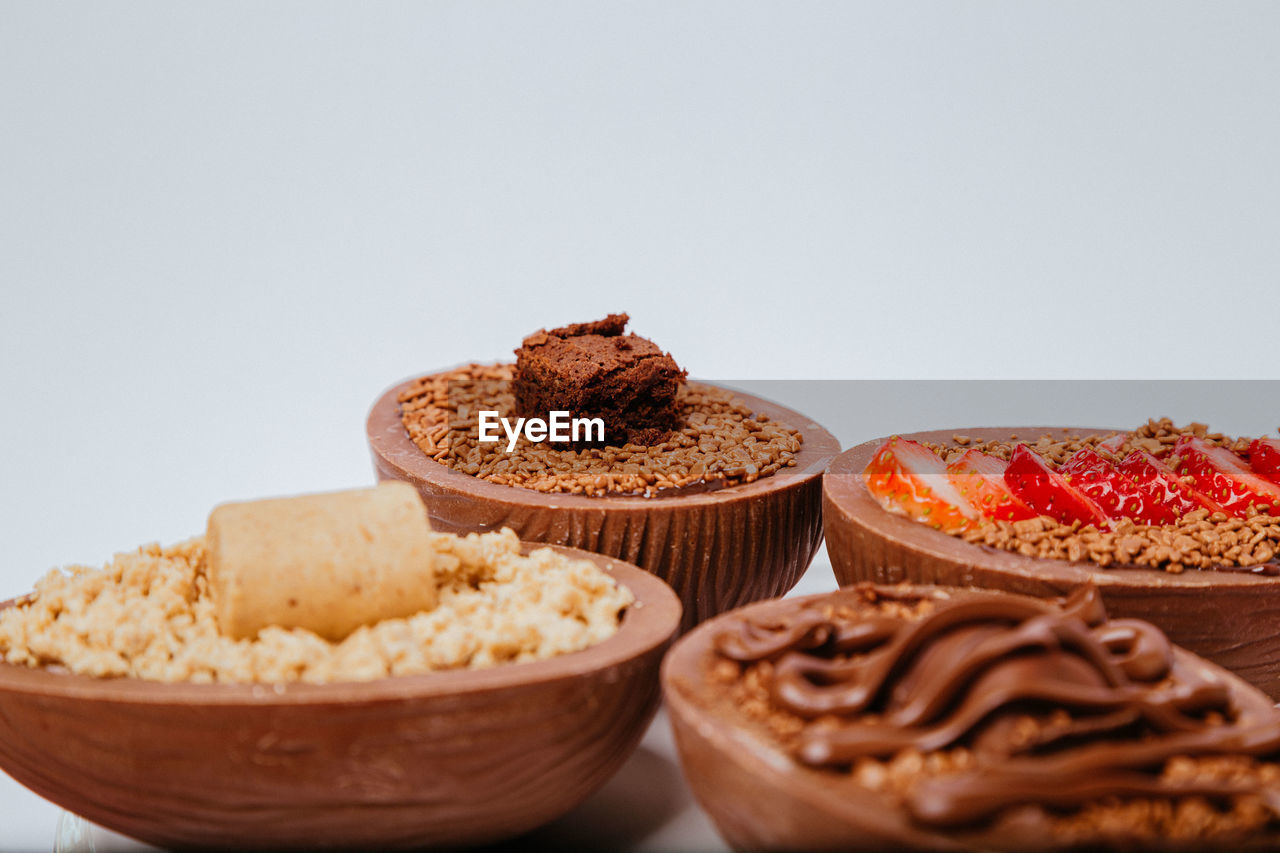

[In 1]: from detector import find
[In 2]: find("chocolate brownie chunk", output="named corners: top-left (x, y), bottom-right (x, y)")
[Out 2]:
top-left (513, 314), bottom-right (687, 446)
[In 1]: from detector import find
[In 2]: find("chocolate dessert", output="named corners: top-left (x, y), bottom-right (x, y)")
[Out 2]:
top-left (0, 544), bottom-right (679, 850)
top-left (512, 313), bottom-right (687, 445)
top-left (663, 583), bottom-right (1280, 851)
top-left (860, 420), bottom-right (1280, 573)
top-left (373, 376), bottom-right (837, 631)
top-left (394, 317), bottom-right (803, 498)
top-left (825, 424), bottom-right (1280, 699)
top-left (369, 316), bottom-right (839, 631)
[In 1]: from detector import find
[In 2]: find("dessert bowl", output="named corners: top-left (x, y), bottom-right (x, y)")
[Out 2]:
top-left (663, 582), bottom-right (1280, 852)
top-left (369, 377), bottom-right (841, 632)
top-left (824, 427), bottom-right (1280, 698)
top-left (0, 546), bottom-right (681, 850)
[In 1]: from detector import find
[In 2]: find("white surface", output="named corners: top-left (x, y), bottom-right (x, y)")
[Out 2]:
top-left (3, 2), bottom-right (1280, 850)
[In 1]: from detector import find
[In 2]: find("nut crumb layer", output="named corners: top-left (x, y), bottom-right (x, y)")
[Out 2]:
top-left (0, 529), bottom-right (632, 684)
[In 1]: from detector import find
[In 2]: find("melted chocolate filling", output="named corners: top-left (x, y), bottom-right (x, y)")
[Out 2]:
top-left (714, 588), bottom-right (1280, 829)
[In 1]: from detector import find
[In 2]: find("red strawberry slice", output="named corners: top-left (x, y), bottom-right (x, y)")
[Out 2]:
top-left (1250, 437), bottom-right (1280, 482)
top-left (1167, 436), bottom-right (1280, 517)
top-left (945, 449), bottom-right (1037, 522)
top-left (862, 438), bottom-right (980, 532)
top-left (1004, 445), bottom-right (1109, 527)
top-left (1060, 447), bottom-right (1172, 524)
top-left (1117, 450), bottom-right (1220, 519)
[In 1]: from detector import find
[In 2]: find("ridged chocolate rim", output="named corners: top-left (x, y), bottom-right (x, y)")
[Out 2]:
top-left (0, 544), bottom-right (682, 706)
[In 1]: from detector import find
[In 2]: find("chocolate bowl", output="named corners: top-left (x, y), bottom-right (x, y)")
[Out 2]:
top-left (824, 427), bottom-right (1280, 699)
top-left (368, 378), bottom-right (841, 632)
top-left (662, 583), bottom-right (1280, 852)
top-left (0, 546), bottom-right (680, 850)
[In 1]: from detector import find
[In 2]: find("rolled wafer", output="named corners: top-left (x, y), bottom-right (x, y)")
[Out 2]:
top-left (207, 482), bottom-right (438, 641)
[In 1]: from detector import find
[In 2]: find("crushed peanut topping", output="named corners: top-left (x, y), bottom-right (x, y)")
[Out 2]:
top-left (0, 529), bottom-right (633, 684)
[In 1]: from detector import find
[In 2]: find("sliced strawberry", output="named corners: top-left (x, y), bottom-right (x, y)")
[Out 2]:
top-left (1250, 437), bottom-right (1280, 482)
top-left (1004, 444), bottom-right (1109, 527)
top-left (945, 449), bottom-right (1037, 522)
top-left (1167, 436), bottom-right (1280, 517)
top-left (1117, 450), bottom-right (1220, 519)
top-left (1095, 433), bottom-right (1128, 456)
top-left (862, 438), bottom-right (980, 532)
top-left (1060, 447), bottom-right (1171, 524)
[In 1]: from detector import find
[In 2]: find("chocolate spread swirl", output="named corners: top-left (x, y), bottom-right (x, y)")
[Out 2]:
top-left (714, 587), bottom-right (1280, 829)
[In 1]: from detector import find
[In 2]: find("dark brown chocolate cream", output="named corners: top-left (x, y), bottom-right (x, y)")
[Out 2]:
top-left (714, 585), bottom-right (1280, 832)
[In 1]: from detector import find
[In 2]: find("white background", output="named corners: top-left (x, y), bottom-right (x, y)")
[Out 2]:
top-left (3, 2), bottom-right (1279, 850)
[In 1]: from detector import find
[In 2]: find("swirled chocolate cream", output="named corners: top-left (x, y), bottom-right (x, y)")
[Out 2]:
top-left (702, 585), bottom-right (1280, 850)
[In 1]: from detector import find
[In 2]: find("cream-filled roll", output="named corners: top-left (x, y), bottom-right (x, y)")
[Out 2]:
top-left (207, 482), bottom-right (438, 641)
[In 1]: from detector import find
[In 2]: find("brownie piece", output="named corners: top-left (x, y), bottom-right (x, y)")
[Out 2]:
top-left (513, 313), bottom-right (687, 446)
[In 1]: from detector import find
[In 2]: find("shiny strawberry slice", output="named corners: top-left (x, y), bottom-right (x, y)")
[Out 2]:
top-left (1059, 445), bottom-right (1187, 525)
top-left (1168, 436), bottom-right (1280, 517)
top-left (945, 449), bottom-right (1037, 522)
top-left (1004, 445), bottom-right (1109, 527)
top-left (863, 438), bottom-right (980, 532)
top-left (1250, 438), bottom-right (1280, 482)
top-left (1060, 447), bottom-right (1170, 523)
top-left (1117, 450), bottom-right (1220, 519)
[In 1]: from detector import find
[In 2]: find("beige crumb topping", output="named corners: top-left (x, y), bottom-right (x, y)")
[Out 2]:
top-left (0, 528), bottom-right (633, 684)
